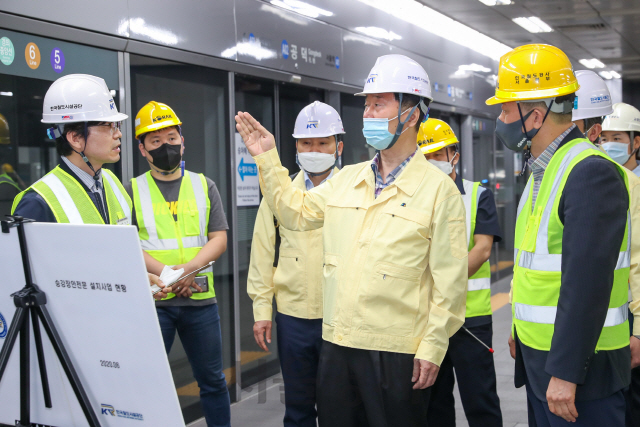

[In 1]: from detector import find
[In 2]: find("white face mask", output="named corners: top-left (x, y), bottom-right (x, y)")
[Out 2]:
top-left (428, 152), bottom-right (457, 175)
top-left (296, 150), bottom-right (337, 174)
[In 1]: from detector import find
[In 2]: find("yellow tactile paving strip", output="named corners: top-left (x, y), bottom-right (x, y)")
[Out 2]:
top-left (176, 351), bottom-right (271, 396)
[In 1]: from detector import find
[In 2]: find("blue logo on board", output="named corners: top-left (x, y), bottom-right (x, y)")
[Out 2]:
top-left (238, 158), bottom-right (258, 181)
top-left (282, 40), bottom-right (289, 59)
top-left (335, 56), bottom-right (340, 69)
top-left (0, 311), bottom-right (6, 338)
top-left (447, 85), bottom-right (452, 97)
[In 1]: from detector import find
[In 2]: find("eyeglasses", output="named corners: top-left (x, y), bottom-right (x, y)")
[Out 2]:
top-left (90, 121), bottom-right (122, 134)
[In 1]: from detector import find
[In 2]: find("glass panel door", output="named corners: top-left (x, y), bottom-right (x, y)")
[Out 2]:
top-left (234, 75), bottom-right (279, 387)
top-left (130, 55), bottom-right (234, 423)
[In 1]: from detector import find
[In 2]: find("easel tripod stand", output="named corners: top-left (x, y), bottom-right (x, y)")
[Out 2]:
top-left (0, 216), bottom-right (100, 427)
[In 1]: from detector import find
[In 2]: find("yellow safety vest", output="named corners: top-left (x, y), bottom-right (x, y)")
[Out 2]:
top-left (0, 173), bottom-right (20, 191)
top-left (462, 179), bottom-right (492, 318)
top-left (131, 171), bottom-right (214, 301)
top-left (11, 166), bottom-right (131, 225)
top-left (513, 138), bottom-right (630, 351)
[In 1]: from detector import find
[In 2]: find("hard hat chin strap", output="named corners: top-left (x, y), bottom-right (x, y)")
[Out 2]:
top-left (387, 93), bottom-right (420, 151)
top-left (72, 122), bottom-right (101, 181)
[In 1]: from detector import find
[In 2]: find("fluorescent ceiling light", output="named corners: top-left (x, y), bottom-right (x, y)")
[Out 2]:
top-left (270, 0), bottom-right (333, 18)
top-left (458, 63), bottom-right (492, 72)
top-left (610, 70), bottom-right (621, 79)
top-left (0, 92), bottom-right (12, 96)
top-left (512, 17), bottom-right (553, 33)
top-left (221, 42), bottom-right (277, 61)
top-left (358, 0), bottom-right (512, 60)
top-left (599, 71), bottom-right (613, 80)
top-left (579, 58), bottom-right (605, 69)
top-left (478, 0), bottom-right (512, 5)
top-left (354, 27), bottom-right (402, 41)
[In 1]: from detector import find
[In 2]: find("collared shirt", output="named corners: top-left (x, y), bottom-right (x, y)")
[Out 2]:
top-left (61, 156), bottom-right (107, 222)
top-left (303, 169), bottom-right (334, 191)
top-left (527, 124), bottom-right (576, 209)
top-left (371, 149), bottom-right (417, 198)
top-left (254, 148), bottom-right (467, 365)
top-left (633, 161), bottom-right (640, 178)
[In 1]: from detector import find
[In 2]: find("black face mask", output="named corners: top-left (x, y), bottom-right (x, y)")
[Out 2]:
top-left (147, 143), bottom-right (182, 171)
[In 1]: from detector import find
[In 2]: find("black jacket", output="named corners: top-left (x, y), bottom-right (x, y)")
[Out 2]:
top-left (514, 126), bottom-right (631, 401)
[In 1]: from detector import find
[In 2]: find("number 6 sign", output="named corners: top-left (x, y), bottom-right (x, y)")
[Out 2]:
top-left (50, 47), bottom-right (65, 73)
top-left (25, 42), bottom-right (40, 69)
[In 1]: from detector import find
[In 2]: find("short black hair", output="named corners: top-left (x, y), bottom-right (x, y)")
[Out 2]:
top-left (138, 125), bottom-right (181, 144)
top-left (393, 93), bottom-right (429, 131)
top-left (584, 116), bottom-right (603, 131)
top-left (54, 121), bottom-right (112, 156)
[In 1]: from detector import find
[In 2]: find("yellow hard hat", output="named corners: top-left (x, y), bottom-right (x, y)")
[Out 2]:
top-left (2, 163), bottom-right (13, 173)
top-left (135, 101), bottom-right (182, 140)
top-left (486, 44), bottom-right (579, 105)
top-left (0, 113), bottom-right (9, 145)
top-left (417, 119), bottom-right (459, 154)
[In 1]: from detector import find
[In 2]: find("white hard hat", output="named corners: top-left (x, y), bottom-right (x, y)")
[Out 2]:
top-left (42, 74), bottom-right (128, 124)
top-left (292, 101), bottom-right (345, 139)
top-left (602, 102), bottom-right (640, 133)
top-left (572, 70), bottom-right (614, 121)
top-left (355, 54), bottom-right (433, 102)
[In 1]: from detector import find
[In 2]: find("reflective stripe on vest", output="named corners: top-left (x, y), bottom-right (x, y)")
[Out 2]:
top-left (132, 171), bottom-right (215, 298)
top-left (513, 139), bottom-right (630, 351)
top-left (461, 179), bottom-right (492, 317)
top-left (11, 166), bottom-right (131, 225)
top-left (103, 171), bottom-right (132, 222)
top-left (136, 171), bottom-right (208, 251)
top-left (514, 302), bottom-right (629, 327)
top-left (41, 173), bottom-right (83, 224)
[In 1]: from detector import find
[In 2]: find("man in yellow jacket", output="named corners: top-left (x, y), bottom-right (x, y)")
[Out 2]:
top-left (237, 54), bottom-right (467, 426)
top-left (125, 101), bottom-right (230, 427)
top-left (248, 101), bottom-right (344, 427)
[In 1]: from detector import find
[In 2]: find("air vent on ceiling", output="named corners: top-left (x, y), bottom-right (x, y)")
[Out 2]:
top-left (556, 23), bottom-right (608, 32)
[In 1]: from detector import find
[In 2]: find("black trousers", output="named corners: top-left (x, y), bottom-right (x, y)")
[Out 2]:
top-left (316, 341), bottom-right (431, 427)
top-left (426, 322), bottom-right (502, 427)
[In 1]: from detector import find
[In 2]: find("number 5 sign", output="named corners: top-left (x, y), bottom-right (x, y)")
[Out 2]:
top-left (24, 42), bottom-right (40, 69)
top-left (50, 47), bottom-right (65, 73)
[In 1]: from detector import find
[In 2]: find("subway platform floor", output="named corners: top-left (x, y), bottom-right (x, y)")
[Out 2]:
top-left (190, 276), bottom-right (529, 426)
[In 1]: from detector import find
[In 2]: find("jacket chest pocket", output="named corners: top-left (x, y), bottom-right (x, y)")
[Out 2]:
top-left (373, 206), bottom-right (431, 266)
top-left (361, 263), bottom-right (423, 336)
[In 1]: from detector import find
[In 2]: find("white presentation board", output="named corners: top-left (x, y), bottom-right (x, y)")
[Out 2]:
top-left (0, 222), bottom-right (184, 427)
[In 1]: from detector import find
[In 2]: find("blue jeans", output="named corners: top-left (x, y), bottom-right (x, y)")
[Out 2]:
top-left (157, 304), bottom-right (230, 427)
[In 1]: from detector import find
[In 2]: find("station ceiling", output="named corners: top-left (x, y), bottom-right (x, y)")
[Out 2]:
top-left (418, 0), bottom-right (640, 80)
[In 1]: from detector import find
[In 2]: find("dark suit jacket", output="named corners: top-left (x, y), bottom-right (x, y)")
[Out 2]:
top-left (515, 126), bottom-right (631, 401)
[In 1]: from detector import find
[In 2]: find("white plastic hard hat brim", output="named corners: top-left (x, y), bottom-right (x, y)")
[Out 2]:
top-left (41, 111), bottom-right (129, 124)
top-left (41, 74), bottom-right (129, 124)
top-left (292, 101), bottom-right (346, 139)
top-left (572, 70), bottom-right (614, 121)
top-left (602, 102), bottom-right (640, 132)
top-left (355, 54), bottom-right (433, 101)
